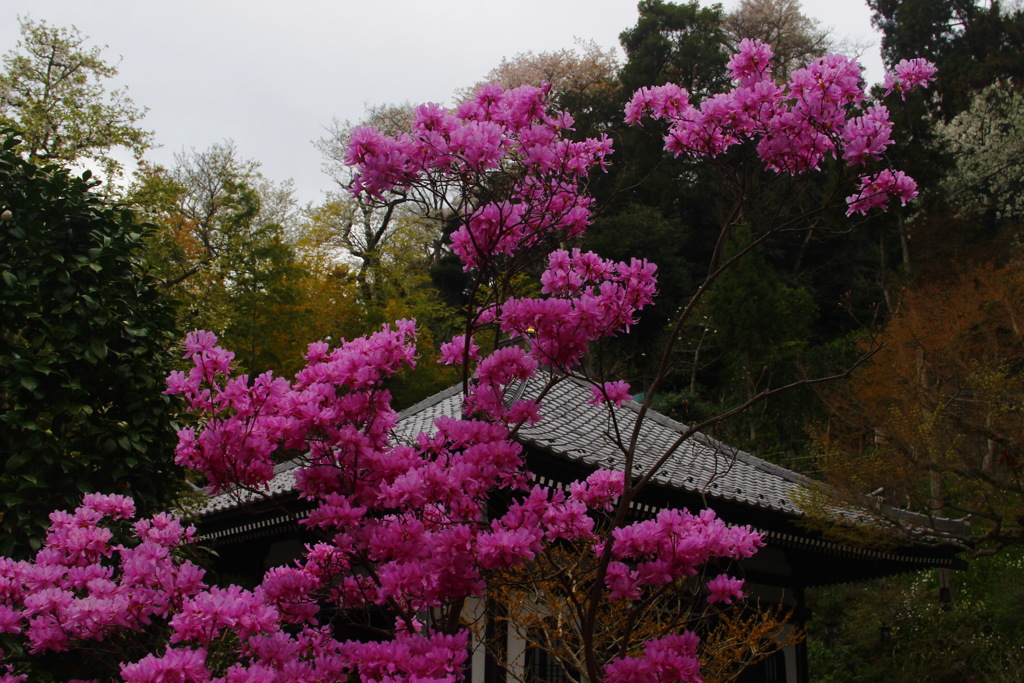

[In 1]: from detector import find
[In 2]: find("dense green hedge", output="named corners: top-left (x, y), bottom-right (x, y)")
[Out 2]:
top-left (0, 131), bottom-right (183, 557)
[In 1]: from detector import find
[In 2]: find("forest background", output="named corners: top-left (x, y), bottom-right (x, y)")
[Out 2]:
top-left (3, 0), bottom-right (1024, 680)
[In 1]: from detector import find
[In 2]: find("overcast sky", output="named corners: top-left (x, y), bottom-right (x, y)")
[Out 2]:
top-left (1, 1), bottom-right (885, 206)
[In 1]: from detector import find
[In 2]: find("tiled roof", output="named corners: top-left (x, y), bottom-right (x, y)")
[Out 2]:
top-left (396, 374), bottom-right (808, 514)
top-left (202, 460), bottom-right (302, 515)
top-left (205, 374), bottom-right (810, 517)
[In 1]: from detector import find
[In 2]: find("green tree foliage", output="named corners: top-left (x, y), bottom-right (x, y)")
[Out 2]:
top-left (861, 1), bottom-right (1024, 291)
top-left (288, 204), bottom-right (366, 346)
top-left (316, 104), bottom-right (452, 303)
top-left (699, 224), bottom-right (817, 455)
top-left (860, 0), bottom-right (1024, 278)
top-left (219, 223), bottom-right (310, 376)
top-left (297, 197), bottom-right (459, 408)
top-left (619, 0), bottom-right (730, 96)
top-left (0, 18), bottom-right (152, 183)
top-left (584, 1), bottom-right (730, 343)
top-left (315, 107), bottom-right (466, 406)
top-left (608, 0), bottom-right (733, 219)
top-left (856, 2), bottom-right (1024, 280)
top-left (584, 204), bottom-right (695, 373)
top-left (574, 1), bottom-right (874, 463)
top-left (807, 551), bottom-right (1024, 682)
top-left (131, 142), bottom-right (313, 376)
top-left (869, 0), bottom-right (1024, 119)
top-left (0, 132), bottom-right (181, 557)
top-left (299, 191), bottom-right (418, 306)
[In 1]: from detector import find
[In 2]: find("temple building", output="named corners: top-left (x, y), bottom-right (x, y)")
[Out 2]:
top-left (200, 375), bottom-right (966, 682)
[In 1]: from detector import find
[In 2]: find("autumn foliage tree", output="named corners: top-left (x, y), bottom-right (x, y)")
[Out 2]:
top-left (811, 259), bottom-right (1024, 554)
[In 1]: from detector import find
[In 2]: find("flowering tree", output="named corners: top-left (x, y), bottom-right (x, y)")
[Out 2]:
top-left (936, 80), bottom-right (1024, 225)
top-left (0, 41), bottom-right (933, 682)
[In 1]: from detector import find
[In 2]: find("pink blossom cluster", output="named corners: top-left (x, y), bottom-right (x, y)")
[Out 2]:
top-left (166, 321), bottom-right (418, 493)
top-left (569, 469), bottom-right (626, 511)
top-left (604, 632), bottom-right (703, 683)
top-left (461, 345), bottom-right (542, 425)
top-left (158, 332), bottom-right (549, 644)
top-left (844, 168), bottom-right (919, 215)
top-left (604, 508), bottom-right (764, 601)
top-left (438, 249), bottom-right (656, 423)
top-left (588, 380), bottom-right (634, 407)
top-left (625, 38), bottom-right (935, 214)
top-left (166, 326), bottom-right (510, 614)
top-left (0, 494), bottom-right (471, 681)
top-left (705, 573), bottom-right (746, 605)
top-left (497, 249), bottom-right (658, 369)
top-left (157, 327), bottom-right (766, 681)
top-left (477, 484), bottom-right (604, 569)
top-left (347, 82), bottom-right (657, 422)
top-left (119, 623), bottom-right (468, 682)
top-left (0, 495), bottom-right (207, 679)
top-left (338, 628), bottom-right (469, 682)
top-left (883, 57), bottom-right (938, 99)
top-left (346, 83), bottom-right (612, 272)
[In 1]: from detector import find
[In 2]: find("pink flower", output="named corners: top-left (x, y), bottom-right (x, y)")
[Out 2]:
top-left (605, 633), bottom-right (701, 683)
top-left (605, 561), bottom-right (641, 601)
top-left (728, 38), bottom-right (774, 86)
top-left (624, 84), bottom-right (691, 124)
top-left (845, 169), bottom-right (918, 215)
top-left (0, 606), bottom-right (22, 634)
top-left (120, 646), bottom-right (211, 682)
top-left (80, 493), bottom-right (136, 520)
top-left (588, 380), bottom-right (633, 407)
top-left (883, 58), bottom-right (937, 98)
top-left (476, 527), bottom-right (543, 569)
top-left (706, 574), bottom-right (746, 604)
top-left (182, 330), bottom-right (219, 358)
top-left (842, 105), bottom-right (893, 165)
top-left (570, 469), bottom-right (625, 511)
top-left (340, 629), bottom-right (469, 682)
top-left (169, 586), bottom-right (279, 646)
top-left (437, 334), bottom-right (481, 367)
top-left (133, 513), bottom-right (195, 547)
